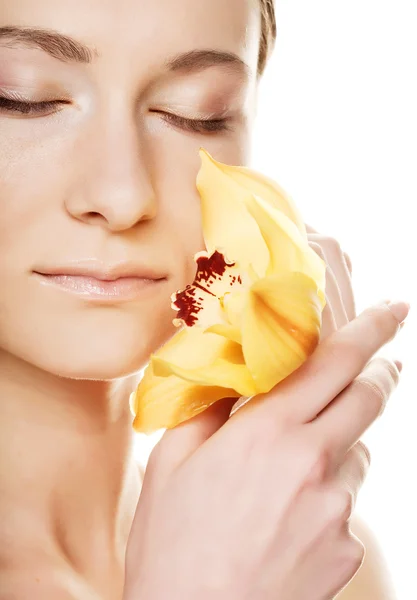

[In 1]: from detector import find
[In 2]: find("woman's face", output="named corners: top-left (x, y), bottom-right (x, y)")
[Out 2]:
top-left (0, 0), bottom-right (261, 380)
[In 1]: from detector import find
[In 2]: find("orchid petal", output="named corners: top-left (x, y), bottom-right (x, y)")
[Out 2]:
top-left (150, 330), bottom-right (255, 397)
top-left (153, 355), bottom-right (256, 398)
top-left (204, 324), bottom-right (242, 344)
top-left (199, 148), bottom-right (306, 233)
top-left (241, 272), bottom-right (322, 393)
top-left (197, 149), bottom-right (270, 277)
top-left (131, 363), bottom-right (239, 433)
top-left (131, 327), bottom-right (244, 432)
top-left (244, 193), bottom-right (326, 301)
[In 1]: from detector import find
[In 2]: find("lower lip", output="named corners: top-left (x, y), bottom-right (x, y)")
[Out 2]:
top-left (34, 273), bottom-right (166, 302)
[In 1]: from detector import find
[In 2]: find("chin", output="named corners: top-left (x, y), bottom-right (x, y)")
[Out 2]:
top-left (6, 306), bottom-right (178, 382)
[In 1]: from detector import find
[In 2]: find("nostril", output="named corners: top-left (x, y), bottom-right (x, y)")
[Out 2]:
top-left (75, 211), bottom-right (109, 227)
top-left (84, 211), bottom-right (105, 223)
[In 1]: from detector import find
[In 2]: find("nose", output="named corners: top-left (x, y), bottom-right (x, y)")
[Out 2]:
top-left (65, 116), bottom-right (157, 232)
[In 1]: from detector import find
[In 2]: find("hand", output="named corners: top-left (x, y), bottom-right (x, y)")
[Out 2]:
top-left (123, 301), bottom-right (408, 600)
top-left (306, 225), bottom-right (356, 340)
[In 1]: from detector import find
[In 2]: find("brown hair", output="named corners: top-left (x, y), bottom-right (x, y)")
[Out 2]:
top-left (258, 0), bottom-right (277, 75)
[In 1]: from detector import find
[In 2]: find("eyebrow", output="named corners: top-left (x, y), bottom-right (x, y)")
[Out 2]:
top-left (0, 26), bottom-right (250, 77)
top-left (166, 49), bottom-right (250, 77)
top-left (0, 26), bottom-right (97, 63)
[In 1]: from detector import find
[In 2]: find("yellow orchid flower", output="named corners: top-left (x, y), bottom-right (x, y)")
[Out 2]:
top-left (131, 149), bottom-right (326, 434)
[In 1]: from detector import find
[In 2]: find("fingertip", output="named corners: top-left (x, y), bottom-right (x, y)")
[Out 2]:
top-left (394, 360), bottom-right (403, 373)
top-left (386, 300), bottom-right (411, 324)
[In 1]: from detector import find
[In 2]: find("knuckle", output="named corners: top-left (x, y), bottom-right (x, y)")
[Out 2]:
top-left (322, 236), bottom-right (343, 256)
top-left (288, 434), bottom-right (332, 486)
top-left (355, 440), bottom-right (372, 470)
top-left (375, 356), bottom-right (401, 387)
top-left (302, 441), bottom-right (332, 485)
top-left (355, 358), bottom-right (400, 417)
top-left (329, 336), bottom-right (360, 365)
top-left (336, 537), bottom-right (365, 584)
top-left (345, 536), bottom-right (366, 572)
top-left (354, 376), bottom-right (386, 416)
top-left (324, 488), bottom-right (354, 524)
top-left (363, 304), bottom-right (399, 337)
top-left (325, 530), bottom-right (365, 588)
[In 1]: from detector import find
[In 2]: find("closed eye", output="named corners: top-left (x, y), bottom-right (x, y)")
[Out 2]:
top-left (0, 96), bottom-right (69, 116)
top-left (151, 110), bottom-right (232, 134)
top-left (0, 97), bottom-right (233, 134)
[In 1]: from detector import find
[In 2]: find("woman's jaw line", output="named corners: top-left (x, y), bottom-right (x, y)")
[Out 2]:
top-left (0, 347), bottom-right (143, 432)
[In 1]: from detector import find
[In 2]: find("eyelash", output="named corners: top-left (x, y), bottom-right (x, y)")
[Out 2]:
top-left (0, 97), bottom-right (67, 116)
top-left (156, 111), bottom-right (231, 134)
top-left (0, 96), bottom-right (231, 134)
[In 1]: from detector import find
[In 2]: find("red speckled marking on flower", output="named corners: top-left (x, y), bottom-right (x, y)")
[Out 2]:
top-left (173, 250), bottom-right (242, 327)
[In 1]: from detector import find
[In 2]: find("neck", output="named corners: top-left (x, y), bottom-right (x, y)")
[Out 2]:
top-left (0, 350), bottom-right (142, 593)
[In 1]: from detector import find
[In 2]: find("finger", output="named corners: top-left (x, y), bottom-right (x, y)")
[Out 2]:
top-left (309, 234), bottom-right (356, 321)
top-left (320, 293), bottom-right (337, 342)
top-left (289, 443), bottom-right (370, 539)
top-left (231, 301), bottom-right (409, 427)
top-left (305, 223), bottom-right (318, 234)
top-left (323, 267), bottom-right (349, 328)
top-left (312, 357), bottom-right (402, 457)
top-left (310, 241), bottom-right (349, 330)
top-left (337, 441), bottom-right (371, 503)
top-left (318, 442), bottom-right (371, 527)
top-left (146, 397), bottom-right (237, 484)
top-left (344, 252), bottom-right (353, 276)
top-left (309, 234), bottom-right (355, 320)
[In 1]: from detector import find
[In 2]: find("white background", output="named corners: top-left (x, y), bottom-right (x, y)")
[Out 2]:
top-left (136, 1), bottom-right (416, 597)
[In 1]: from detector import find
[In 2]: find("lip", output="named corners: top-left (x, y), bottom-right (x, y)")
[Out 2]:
top-left (34, 260), bottom-right (167, 281)
top-left (32, 261), bottom-right (168, 302)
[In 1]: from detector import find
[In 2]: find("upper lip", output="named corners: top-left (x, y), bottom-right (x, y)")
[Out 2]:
top-left (33, 260), bottom-right (168, 282)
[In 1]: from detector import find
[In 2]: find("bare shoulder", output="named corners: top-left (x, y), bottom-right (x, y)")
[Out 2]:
top-left (337, 515), bottom-right (397, 600)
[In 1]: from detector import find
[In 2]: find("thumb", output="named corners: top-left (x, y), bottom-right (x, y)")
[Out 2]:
top-left (144, 396), bottom-right (237, 488)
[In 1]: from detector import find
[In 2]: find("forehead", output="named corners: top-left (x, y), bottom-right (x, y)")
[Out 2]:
top-left (0, 0), bottom-right (261, 74)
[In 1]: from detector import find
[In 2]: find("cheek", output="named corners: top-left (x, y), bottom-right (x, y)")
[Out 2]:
top-left (0, 131), bottom-right (68, 279)
top-left (0, 118), bottom-right (71, 229)
top-left (149, 131), bottom-right (250, 288)
top-left (166, 204), bottom-right (204, 292)
top-left (151, 147), bottom-right (204, 280)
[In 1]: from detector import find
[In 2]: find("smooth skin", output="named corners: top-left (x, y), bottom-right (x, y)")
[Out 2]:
top-left (0, 0), bottom-right (406, 598)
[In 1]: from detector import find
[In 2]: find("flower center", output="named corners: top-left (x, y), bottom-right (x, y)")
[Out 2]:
top-left (172, 250), bottom-right (243, 327)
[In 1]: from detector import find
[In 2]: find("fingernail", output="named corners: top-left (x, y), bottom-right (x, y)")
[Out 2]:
top-left (386, 300), bottom-right (411, 324)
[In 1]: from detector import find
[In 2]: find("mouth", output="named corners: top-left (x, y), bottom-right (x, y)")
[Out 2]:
top-left (32, 263), bottom-right (168, 303)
